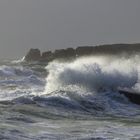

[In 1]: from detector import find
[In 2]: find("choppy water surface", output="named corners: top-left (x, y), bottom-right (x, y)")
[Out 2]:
top-left (1, 55), bottom-right (140, 140)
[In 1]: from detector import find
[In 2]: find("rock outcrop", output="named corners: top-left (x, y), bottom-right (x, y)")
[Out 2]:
top-left (24, 43), bottom-right (140, 62)
top-left (119, 89), bottom-right (140, 105)
top-left (76, 46), bottom-right (94, 56)
top-left (24, 49), bottom-right (41, 61)
top-left (41, 51), bottom-right (53, 62)
top-left (54, 48), bottom-right (75, 59)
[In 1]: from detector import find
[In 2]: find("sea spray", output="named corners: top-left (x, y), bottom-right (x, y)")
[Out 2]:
top-left (44, 55), bottom-right (139, 94)
top-left (12, 56), bottom-right (26, 64)
top-left (1, 57), bottom-right (140, 140)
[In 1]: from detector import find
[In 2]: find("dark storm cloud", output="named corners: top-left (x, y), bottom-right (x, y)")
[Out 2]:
top-left (0, 0), bottom-right (140, 59)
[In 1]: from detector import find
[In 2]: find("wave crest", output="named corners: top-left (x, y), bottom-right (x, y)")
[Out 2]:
top-left (45, 56), bottom-right (139, 94)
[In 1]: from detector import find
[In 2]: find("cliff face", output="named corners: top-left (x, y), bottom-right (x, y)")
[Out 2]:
top-left (24, 44), bottom-right (140, 62)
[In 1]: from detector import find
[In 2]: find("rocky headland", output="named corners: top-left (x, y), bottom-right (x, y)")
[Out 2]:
top-left (24, 43), bottom-right (140, 62)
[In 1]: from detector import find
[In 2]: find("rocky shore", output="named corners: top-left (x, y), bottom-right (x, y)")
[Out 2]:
top-left (24, 43), bottom-right (140, 62)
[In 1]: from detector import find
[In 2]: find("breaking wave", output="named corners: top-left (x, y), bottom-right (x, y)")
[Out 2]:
top-left (1, 53), bottom-right (140, 139)
top-left (1, 55), bottom-right (140, 118)
top-left (45, 55), bottom-right (140, 94)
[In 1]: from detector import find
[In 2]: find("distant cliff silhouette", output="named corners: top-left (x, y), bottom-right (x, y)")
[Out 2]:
top-left (24, 43), bottom-right (140, 62)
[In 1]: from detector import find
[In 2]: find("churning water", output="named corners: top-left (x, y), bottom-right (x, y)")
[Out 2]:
top-left (1, 55), bottom-right (140, 139)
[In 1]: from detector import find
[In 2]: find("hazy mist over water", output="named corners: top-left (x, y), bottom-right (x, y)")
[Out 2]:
top-left (0, 0), bottom-right (140, 59)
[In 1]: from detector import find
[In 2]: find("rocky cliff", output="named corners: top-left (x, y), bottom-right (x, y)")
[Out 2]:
top-left (24, 43), bottom-right (140, 62)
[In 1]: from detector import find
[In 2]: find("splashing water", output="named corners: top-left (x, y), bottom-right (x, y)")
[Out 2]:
top-left (45, 55), bottom-right (140, 94)
top-left (1, 55), bottom-right (140, 139)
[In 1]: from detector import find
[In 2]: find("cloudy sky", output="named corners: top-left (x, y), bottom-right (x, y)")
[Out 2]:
top-left (0, 0), bottom-right (140, 59)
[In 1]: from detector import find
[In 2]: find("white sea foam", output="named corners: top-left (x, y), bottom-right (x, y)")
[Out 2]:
top-left (11, 56), bottom-right (25, 64)
top-left (44, 55), bottom-right (140, 94)
top-left (0, 65), bottom-right (45, 100)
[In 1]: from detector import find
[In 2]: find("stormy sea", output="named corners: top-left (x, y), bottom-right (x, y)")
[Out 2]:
top-left (1, 54), bottom-right (140, 140)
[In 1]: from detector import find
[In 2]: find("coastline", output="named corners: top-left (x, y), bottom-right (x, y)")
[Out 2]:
top-left (24, 43), bottom-right (140, 62)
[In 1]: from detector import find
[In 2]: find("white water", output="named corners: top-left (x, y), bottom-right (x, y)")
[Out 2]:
top-left (1, 57), bottom-right (140, 139)
top-left (11, 56), bottom-right (26, 64)
top-left (45, 55), bottom-right (140, 94)
top-left (0, 65), bottom-right (45, 101)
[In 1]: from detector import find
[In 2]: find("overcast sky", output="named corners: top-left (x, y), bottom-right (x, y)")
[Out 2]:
top-left (0, 0), bottom-right (140, 59)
